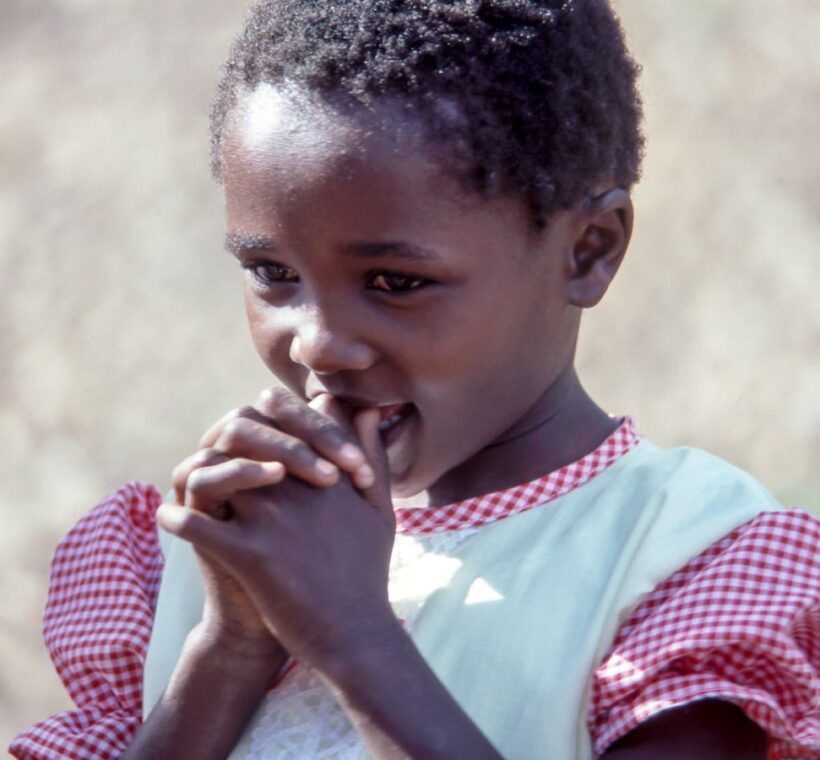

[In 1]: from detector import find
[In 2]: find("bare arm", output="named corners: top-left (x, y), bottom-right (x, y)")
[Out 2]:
top-left (123, 623), bottom-right (286, 760)
top-left (600, 700), bottom-right (767, 760)
top-left (315, 632), bottom-right (770, 760)
top-left (319, 617), bottom-right (502, 759)
top-left (125, 392), bottom-right (380, 759)
top-left (154, 393), bottom-right (772, 759)
top-left (159, 403), bottom-right (502, 759)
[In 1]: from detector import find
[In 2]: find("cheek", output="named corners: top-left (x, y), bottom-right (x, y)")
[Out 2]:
top-left (426, 303), bottom-right (568, 415)
top-left (244, 294), bottom-right (269, 354)
top-left (410, 336), bottom-right (520, 433)
top-left (244, 297), bottom-right (297, 382)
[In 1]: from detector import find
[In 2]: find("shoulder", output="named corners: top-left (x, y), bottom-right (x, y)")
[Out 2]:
top-left (602, 440), bottom-right (783, 557)
top-left (591, 508), bottom-right (820, 757)
top-left (616, 439), bottom-right (780, 508)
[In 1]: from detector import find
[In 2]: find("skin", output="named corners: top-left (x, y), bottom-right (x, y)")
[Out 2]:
top-left (221, 85), bottom-right (627, 507)
top-left (126, 85), bottom-right (767, 759)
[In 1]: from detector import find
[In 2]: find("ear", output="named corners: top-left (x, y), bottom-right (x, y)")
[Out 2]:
top-left (566, 188), bottom-right (633, 308)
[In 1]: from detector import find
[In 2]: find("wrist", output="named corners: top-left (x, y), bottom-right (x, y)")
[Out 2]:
top-left (316, 619), bottom-right (502, 759)
top-left (186, 622), bottom-right (287, 682)
top-left (316, 610), bottom-right (408, 692)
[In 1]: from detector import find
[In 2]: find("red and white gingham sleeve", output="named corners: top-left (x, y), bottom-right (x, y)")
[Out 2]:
top-left (590, 509), bottom-right (820, 759)
top-left (9, 481), bottom-right (164, 760)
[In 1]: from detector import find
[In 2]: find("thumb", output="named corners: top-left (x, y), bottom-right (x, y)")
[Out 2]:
top-left (353, 408), bottom-right (393, 523)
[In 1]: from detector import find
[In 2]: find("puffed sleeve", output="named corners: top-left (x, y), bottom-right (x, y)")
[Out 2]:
top-left (589, 509), bottom-right (820, 759)
top-left (9, 482), bottom-right (164, 760)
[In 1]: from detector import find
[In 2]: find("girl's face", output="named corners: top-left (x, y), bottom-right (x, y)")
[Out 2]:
top-left (222, 86), bottom-right (583, 503)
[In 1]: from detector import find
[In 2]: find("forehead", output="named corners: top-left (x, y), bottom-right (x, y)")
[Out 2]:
top-left (226, 85), bottom-right (433, 179)
top-left (221, 84), bottom-right (532, 231)
top-left (228, 85), bottom-right (357, 174)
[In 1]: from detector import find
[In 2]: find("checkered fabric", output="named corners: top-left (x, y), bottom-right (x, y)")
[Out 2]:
top-left (590, 509), bottom-right (820, 758)
top-left (395, 416), bottom-right (641, 534)
top-left (10, 482), bottom-right (164, 760)
top-left (9, 434), bottom-right (820, 758)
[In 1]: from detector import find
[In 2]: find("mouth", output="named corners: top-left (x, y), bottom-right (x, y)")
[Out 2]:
top-left (306, 388), bottom-right (417, 453)
top-left (375, 402), bottom-right (416, 447)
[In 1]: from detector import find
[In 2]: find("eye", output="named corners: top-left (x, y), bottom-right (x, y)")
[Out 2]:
top-left (368, 271), bottom-right (431, 293)
top-left (242, 260), bottom-right (299, 285)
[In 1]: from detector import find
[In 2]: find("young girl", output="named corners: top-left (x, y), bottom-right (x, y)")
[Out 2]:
top-left (11, 1), bottom-right (819, 758)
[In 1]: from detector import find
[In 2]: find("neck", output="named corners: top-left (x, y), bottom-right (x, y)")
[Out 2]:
top-left (413, 367), bottom-right (617, 508)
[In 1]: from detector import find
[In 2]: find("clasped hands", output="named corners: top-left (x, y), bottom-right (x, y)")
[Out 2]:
top-left (156, 388), bottom-right (400, 680)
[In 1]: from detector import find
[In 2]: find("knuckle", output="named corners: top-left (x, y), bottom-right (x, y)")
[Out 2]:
top-left (171, 451), bottom-right (208, 490)
top-left (228, 404), bottom-right (256, 421)
top-left (227, 458), bottom-right (254, 480)
top-left (218, 418), bottom-right (250, 448)
top-left (282, 437), bottom-right (314, 463)
top-left (224, 459), bottom-right (243, 479)
top-left (257, 386), bottom-right (291, 414)
top-left (186, 468), bottom-right (208, 495)
top-left (314, 414), bottom-right (344, 438)
top-left (171, 462), bottom-right (188, 489)
top-left (196, 447), bottom-right (219, 465)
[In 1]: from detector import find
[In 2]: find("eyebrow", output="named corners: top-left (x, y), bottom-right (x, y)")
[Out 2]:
top-left (225, 233), bottom-right (440, 262)
top-left (225, 232), bottom-right (276, 256)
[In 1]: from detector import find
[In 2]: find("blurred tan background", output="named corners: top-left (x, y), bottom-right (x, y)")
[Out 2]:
top-left (2, 0), bottom-right (818, 745)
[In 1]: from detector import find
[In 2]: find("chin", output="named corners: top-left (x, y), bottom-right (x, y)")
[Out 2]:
top-left (388, 474), bottom-right (420, 501)
top-left (387, 457), bottom-right (451, 504)
top-left (387, 464), bottom-right (431, 501)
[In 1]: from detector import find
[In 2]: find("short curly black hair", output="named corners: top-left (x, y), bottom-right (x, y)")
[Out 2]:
top-left (211, 0), bottom-right (643, 228)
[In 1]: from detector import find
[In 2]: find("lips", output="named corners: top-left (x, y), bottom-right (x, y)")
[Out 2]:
top-left (377, 402), bottom-right (411, 428)
top-left (375, 402), bottom-right (415, 446)
top-left (306, 386), bottom-right (416, 448)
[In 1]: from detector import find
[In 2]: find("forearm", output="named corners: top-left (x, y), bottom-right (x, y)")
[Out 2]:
top-left (123, 624), bottom-right (287, 760)
top-left (320, 619), bottom-right (502, 760)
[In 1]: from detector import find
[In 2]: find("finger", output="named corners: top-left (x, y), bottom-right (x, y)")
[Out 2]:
top-left (353, 407), bottom-right (393, 523)
top-left (198, 405), bottom-right (271, 449)
top-left (309, 394), bottom-right (375, 490)
top-left (186, 458), bottom-right (286, 516)
top-left (256, 387), bottom-right (370, 475)
top-left (156, 503), bottom-right (246, 565)
top-left (211, 415), bottom-right (341, 487)
top-left (172, 448), bottom-right (229, 505)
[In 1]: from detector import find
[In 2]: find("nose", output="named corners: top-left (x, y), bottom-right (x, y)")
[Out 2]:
top-left (288, 305), bottom-right (378, 375)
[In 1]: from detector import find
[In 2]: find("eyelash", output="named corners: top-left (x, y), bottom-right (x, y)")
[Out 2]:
top-left (242, 261), bottom-right (298, 285)
top-left (242, 262), bottom-right (432, 294)
top-left (367, 272), bottom-right (430, 293)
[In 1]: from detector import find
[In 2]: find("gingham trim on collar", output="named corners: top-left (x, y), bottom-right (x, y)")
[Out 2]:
top-left (394, 416), bottom-right (641, 535)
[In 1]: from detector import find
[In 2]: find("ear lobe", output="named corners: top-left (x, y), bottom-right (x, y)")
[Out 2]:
top-left (567, 188), bottom-right (633, 308)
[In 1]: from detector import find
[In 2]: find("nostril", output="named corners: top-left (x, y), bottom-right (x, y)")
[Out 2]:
top-left (288, 330), bottom-right (377, 374)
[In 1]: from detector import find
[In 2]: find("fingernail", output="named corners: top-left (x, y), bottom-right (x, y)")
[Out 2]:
top-left (317, 460), bottom-right (339, 478)
top-left (262, 461), bottom-right (285, 479)
top-left (356, 464), bottom-right (375, 488)
top-left (340, 443), bottom-right (364, 465)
